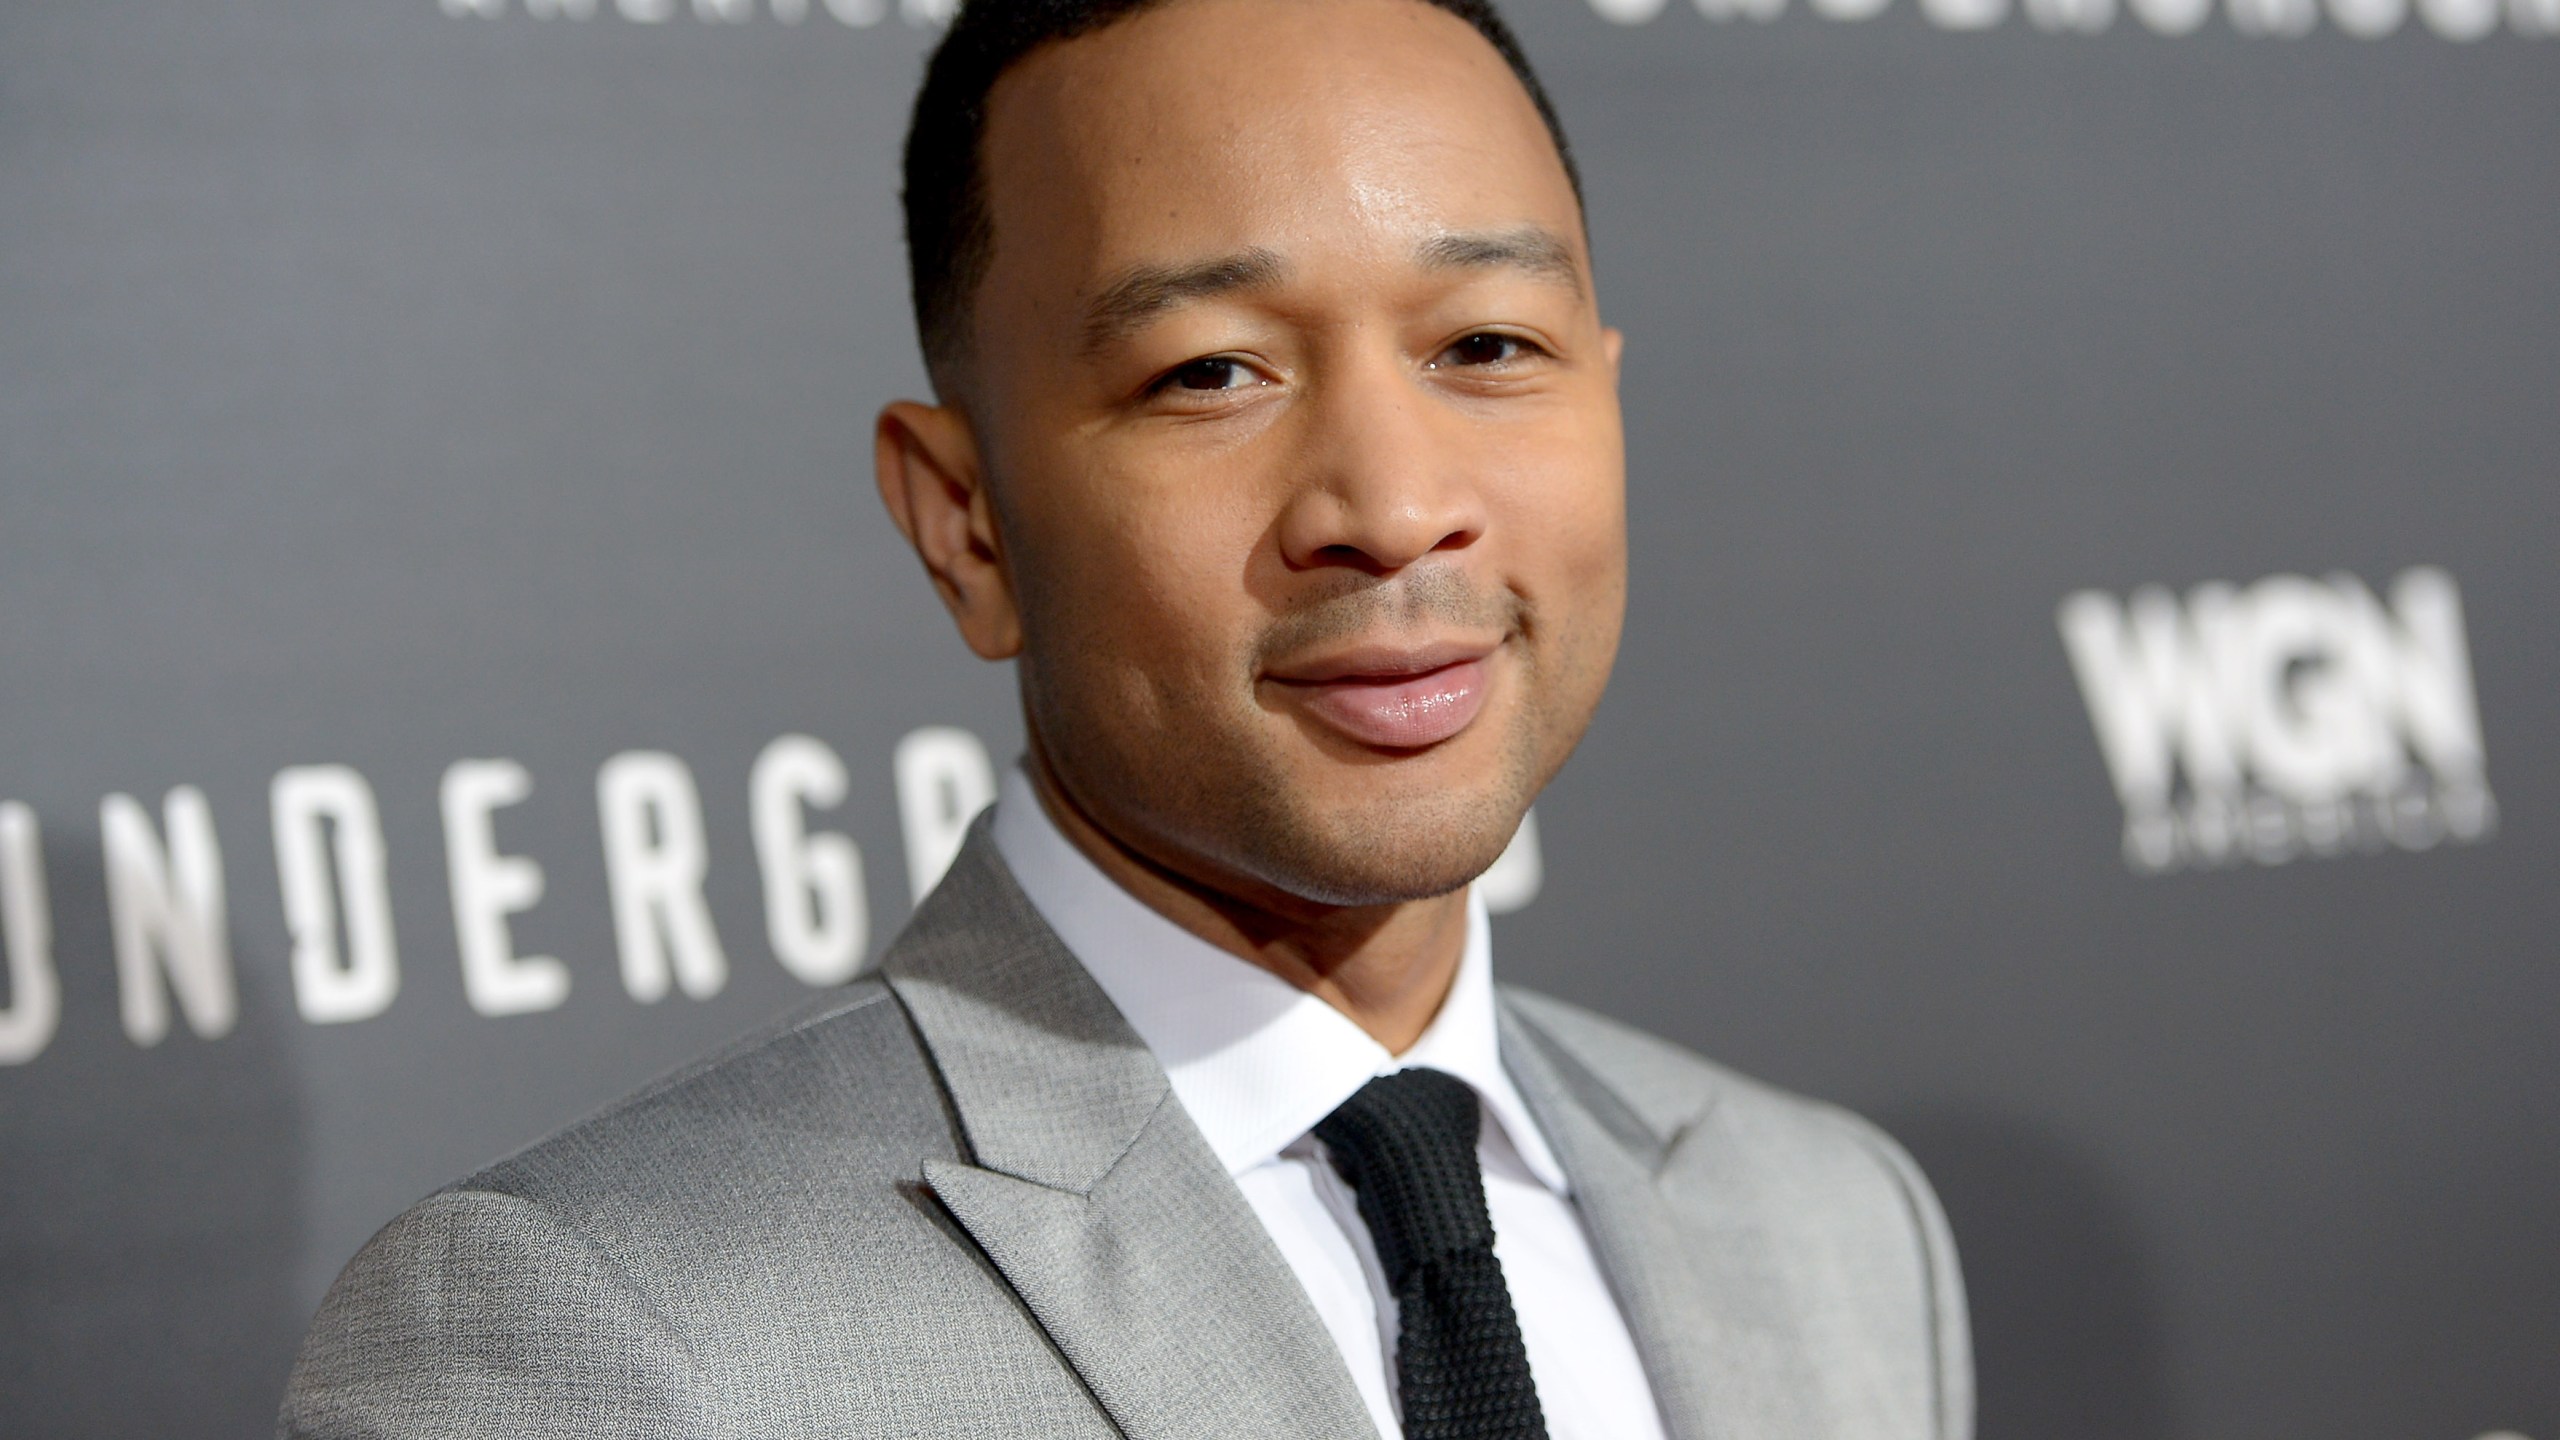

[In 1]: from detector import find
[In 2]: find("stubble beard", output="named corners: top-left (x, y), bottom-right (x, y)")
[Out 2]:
top-left (1208, 711), bottom-right (1548, 907)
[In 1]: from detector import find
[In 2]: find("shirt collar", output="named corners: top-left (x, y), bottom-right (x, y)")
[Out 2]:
top-left (990, 766), bottom-right (1568, 1194)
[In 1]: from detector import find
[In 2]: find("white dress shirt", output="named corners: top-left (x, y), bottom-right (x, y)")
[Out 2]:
top-left (991, 770), bottom-right (1667, 1440)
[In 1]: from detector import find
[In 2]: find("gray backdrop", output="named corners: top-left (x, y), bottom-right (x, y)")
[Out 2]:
top-left (1, 0), bottom-right (2552, 1435)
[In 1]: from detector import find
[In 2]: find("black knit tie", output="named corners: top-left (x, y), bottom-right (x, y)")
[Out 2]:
top-left (1313, 1068), bottom-right (1549, 1440)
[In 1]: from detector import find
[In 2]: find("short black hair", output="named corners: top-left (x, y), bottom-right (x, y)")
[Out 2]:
top-left (900, 0), bottom-right (1581, 391)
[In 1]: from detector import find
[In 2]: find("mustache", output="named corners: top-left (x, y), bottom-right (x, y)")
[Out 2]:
top-left (1252, 566), bottom-right (1519, 670)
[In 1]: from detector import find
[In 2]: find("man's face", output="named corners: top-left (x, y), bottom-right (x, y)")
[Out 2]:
top-left (961, 0), bottom-right (1625, 908)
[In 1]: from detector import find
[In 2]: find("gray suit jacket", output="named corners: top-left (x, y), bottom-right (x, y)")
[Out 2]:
top-left (279, 826), bottom-right (1971, 1440)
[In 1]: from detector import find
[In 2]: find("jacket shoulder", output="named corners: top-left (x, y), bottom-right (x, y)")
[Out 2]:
top-left (462, 978), bottom-right (939, 1208)
top-left (281, 978), bottom-right (1105, 1436)
top-left (280, 1185), bottom-right (712, 1439)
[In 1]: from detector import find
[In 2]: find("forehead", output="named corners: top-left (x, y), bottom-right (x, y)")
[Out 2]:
top-left (974, 0), bottom-right (1580, 303)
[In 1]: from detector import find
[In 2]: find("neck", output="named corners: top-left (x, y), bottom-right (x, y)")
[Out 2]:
top-left (1023, 748), bottom-right (1468, 1055)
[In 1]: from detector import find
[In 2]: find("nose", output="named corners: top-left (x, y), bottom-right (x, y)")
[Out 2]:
top-left (1275, 358), bottom-right (1487, 575)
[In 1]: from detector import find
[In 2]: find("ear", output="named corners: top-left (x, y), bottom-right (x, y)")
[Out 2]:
top-left (1601, 325), bottom-right (1625, 381)
top-left (874, 400), bottom-right (1023, 661)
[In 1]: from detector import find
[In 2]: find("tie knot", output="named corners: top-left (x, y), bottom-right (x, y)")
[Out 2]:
top-left (1312, 1068), bottom-right (1492, 1288)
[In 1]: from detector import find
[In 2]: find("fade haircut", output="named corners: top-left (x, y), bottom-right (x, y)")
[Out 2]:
top-left (900, 0), bottom-right (1582, 392)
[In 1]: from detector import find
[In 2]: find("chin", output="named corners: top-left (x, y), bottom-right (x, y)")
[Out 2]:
top-left (1239, 772), bottom-right (1526, 908)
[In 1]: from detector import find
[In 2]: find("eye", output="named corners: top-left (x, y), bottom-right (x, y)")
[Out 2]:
top-left (1157, 356), bottom-right (1260, 393)
top-left (1433, 332), bottom-right (1543, 369)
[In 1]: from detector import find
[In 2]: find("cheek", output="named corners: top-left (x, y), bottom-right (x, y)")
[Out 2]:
top-left (1483, 418), bottom-right (1627, 727)
top-left (1017, 463), bottom-right (1270, 691)
top-left (1493, 428), bottom-right (1628, 605)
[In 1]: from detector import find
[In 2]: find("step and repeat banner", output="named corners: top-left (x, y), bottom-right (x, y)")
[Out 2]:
top-left (1, 0), bottom-right (2552, 1435)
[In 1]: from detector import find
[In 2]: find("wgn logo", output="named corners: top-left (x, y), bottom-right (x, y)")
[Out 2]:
top-left (2058, 567), bottom-right (2496, 876)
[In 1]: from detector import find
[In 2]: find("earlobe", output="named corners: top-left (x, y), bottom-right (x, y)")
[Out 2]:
top-left (873, 401), bottom-right (1023, 661)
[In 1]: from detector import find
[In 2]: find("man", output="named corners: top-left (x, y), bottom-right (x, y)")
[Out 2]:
top-left (279, 0), bottom-right (1970, 1433)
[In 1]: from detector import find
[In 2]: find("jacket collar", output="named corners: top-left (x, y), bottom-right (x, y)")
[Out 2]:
top-left (1499, 999), bottom-right (1830, 1440)
top-left (881, 815), bottom-right (1166, 1194)
top-left (880, 819), bottom-right (1378, 1438)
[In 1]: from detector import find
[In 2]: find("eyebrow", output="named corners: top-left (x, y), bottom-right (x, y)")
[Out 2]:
top-left (1414, 226), bottom-right (1585, 298)
top-left (1075, 225), bottom-right (1586, 355)
top-left (1081, 248), bottom-right (1287, 354)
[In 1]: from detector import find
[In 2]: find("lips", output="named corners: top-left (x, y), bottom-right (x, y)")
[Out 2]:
top-left (1266, 644), bottom-right (1495, 750)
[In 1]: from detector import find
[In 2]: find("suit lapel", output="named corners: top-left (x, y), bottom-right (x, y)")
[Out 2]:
top-left (1498, 1000), bottom-right (1829, 1440)
top-left (882, 825), bottom-right (1376, 1440)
